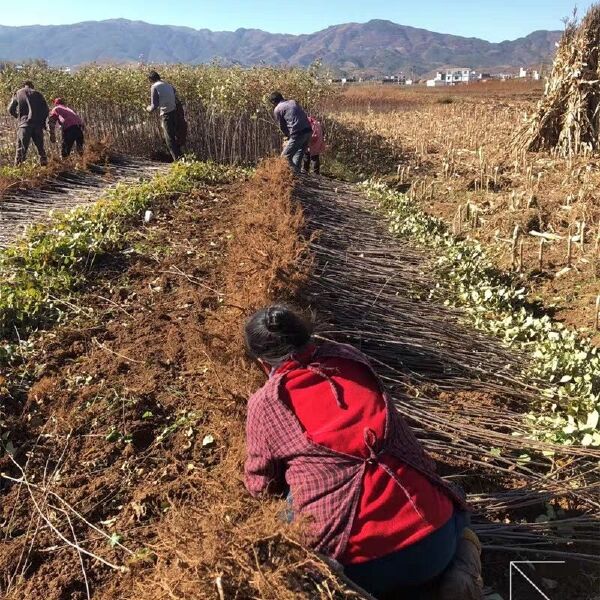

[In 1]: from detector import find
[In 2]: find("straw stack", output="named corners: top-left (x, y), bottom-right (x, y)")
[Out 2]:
top-left (516, 4), bottom-right (600, 156)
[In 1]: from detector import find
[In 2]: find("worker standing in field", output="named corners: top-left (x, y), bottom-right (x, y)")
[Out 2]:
top-left (243, 305), bottom-right (484, 600)
top-left (7, 81), bottom-right (50, 166)
top-left (48, 98), bottom-right (85, 158)
top-left (303, 115), bottom-right (325, 174)
top-left (269, 92), bottom-right (312, 174)
top-left (146, 70), bottom-right (183, 161)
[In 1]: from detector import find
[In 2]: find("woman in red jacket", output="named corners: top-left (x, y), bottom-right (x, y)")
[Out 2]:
top-left (244, 305), bottom-right (483, 599)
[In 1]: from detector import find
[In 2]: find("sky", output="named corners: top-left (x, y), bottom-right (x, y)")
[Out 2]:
top-left (0, 0), bottom-right (595, 42)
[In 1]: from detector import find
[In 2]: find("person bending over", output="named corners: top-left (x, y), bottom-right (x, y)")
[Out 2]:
top-left (49, 98), bottom-right (85, 158)
top-left (7, 81), bottom-right (49, 166)
top-left (146, 70), bottom-right (182, 161)
top-left (244, 305), bottom-right (483, 600)
top-left (269, 92), bottom-right (312, 174)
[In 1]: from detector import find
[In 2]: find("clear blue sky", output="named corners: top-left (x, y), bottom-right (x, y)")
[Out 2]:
top-left (1, 0), bottom-right (593, 42)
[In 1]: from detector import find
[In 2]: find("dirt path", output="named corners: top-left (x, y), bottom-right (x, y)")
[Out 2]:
top-left (295, 175), bottom-right (599, 597)
top-left (0, 156), bottom-right (168, 248)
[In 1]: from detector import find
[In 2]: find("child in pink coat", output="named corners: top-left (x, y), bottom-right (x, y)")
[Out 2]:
top-left (303, 116), bottom-right (325, 174)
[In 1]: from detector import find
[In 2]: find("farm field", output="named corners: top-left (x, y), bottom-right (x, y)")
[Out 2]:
top-left (0, 64), bottom-right (328, 196)
top-left (328, 81), bottom-right (600, 344)
top-left (0, 55), bottom-right (599, 600)
top-left (0, 160), bottom-right (366, 599)
top-left (1, 155), bottom-right (598, 599)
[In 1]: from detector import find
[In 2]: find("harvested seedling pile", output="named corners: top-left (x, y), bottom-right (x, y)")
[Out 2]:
top-left (296, 175), bottom-right (600, 598)
top-left (0, 159), bottom-right (364, 599)
top-left (516, 4), bottom-right (600, 155)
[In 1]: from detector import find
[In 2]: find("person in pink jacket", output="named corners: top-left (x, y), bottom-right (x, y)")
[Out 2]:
top-left (48, 98), bottom-right (85, 158)
top-left (303, 116), bottom-right (325, 174)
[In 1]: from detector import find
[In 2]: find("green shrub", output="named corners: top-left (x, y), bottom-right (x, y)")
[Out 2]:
top-left (0, 161), bottom-right (244, 339)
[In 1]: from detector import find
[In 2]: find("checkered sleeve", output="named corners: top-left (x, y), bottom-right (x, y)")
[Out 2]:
top-left (244, 393), bottom-right (285, 497)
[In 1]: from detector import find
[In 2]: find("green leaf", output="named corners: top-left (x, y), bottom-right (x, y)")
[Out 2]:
top-left (105, 429), bottom-right (121, 443)
top-left (585, 410), bottom-right (599, 431)
top-left (4, 440), bottom-right (15, 456)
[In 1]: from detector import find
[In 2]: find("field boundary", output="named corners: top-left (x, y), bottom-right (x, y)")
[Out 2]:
top-left (364, 180), bottom-right (600, 448)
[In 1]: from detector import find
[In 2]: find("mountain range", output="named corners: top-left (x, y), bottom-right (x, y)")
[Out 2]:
top-left (0, 19), bottom-right (561, 76)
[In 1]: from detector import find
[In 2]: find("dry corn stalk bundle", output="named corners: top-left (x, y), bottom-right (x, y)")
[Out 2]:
top-left (515, 4), bottom-right (600, 156)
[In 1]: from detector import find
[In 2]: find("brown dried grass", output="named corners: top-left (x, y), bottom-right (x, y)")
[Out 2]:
top-left (329, 80), bottom-right (543, 113)
top-left (327, 82), bottom-right (600, 339)
top-left (0, 134), bottom-right (112, 198)
top-left (126, 160), bottom-right (323, 599)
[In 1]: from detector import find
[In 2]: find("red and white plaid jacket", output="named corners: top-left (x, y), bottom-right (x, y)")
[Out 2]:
top-left (245, 341), bottom-right (468, 560)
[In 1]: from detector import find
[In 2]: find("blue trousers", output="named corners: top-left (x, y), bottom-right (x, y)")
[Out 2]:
top-left (344, 511), bottom-right (469, 599)
top-left (282, 129), bottom-right (312, 173)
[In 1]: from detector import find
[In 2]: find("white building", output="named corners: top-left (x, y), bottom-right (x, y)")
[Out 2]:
top-left (426, 78), bottom-right (448, 87)
top-left (431, 68), bottom-right (476, 85)
top-left (519, 67), bottom-right (542, 80)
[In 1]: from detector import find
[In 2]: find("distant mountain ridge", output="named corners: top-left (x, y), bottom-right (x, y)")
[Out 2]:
top-left (0, 19), bottom-right (561, 76)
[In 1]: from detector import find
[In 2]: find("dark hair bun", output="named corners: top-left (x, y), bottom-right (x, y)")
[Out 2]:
top-left (265, 306), bottom-right (285, 332)
top-left (244, 305), bottom-right (313, 363)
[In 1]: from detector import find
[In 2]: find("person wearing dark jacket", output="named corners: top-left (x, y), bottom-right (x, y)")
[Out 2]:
top-left (7, 81), bottom-right (50, 166)
top-left (269, 91), bottom-right (312, 173)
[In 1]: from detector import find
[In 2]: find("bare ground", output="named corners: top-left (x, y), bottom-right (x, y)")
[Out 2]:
top-left (1, 163), bottom-right (598, 599)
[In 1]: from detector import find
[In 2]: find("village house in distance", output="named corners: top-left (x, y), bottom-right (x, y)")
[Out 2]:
top-left (427, 68), bottom-right (477, 86)
top-left (427, 66), bottom-right (542, 86)
top-left (329, 65), bottom-right (544, 87)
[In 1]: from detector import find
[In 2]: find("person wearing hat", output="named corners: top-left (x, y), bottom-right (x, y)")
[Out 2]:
top-left (48, 98), bottom-right (85, 158)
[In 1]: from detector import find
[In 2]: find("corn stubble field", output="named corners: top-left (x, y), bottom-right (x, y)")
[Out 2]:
top-left (331, 81), bottom-right (600, 341)
top-left (0, 21), bottom-right (600, 600)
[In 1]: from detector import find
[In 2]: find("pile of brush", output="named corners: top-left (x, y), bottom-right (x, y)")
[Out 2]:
top-left (516, 4), bottom-right (600, 156)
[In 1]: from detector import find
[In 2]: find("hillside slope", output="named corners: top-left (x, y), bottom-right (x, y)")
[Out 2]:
top-left (0, 18), bottom-right (560, 75)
